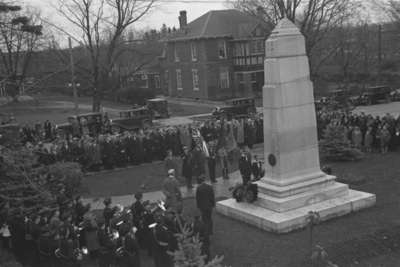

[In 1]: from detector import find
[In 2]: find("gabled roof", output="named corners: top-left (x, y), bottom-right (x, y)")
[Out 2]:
top-left (168, 9), bottom-right (269, 41)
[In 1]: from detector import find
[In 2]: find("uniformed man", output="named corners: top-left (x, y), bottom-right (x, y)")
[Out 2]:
top-left (150, 208), bottom-right (173, 267)
top-left (37, 225), bottom-right (56, 267)
top-left (162, 169), bottom-right (182, 213)
top-left (116, 226), bottom-right (141, 267)
top-left (97, 221), bottom-right (116, 267)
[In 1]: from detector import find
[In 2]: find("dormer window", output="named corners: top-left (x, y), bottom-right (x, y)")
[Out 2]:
top-left (218, 40), bottom-right (227, 59)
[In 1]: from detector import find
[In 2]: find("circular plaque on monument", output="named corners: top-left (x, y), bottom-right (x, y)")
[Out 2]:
top-left (268, 154), bottom-right (276, 166)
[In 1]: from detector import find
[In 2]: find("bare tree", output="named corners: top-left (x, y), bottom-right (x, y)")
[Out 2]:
top-left (55, 0), bottom-right (156, 112)
top-left (231, 0), bottom-right (362, 77)
top-left (0, 3), bottom-right (43, 99)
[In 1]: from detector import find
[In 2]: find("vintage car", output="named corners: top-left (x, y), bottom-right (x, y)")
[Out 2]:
top-left (390, 88), bottom-right (400, 101)
top-left (111, 107), bottom-right (153, 131)
top-left (56, 112), bottom-right (103, 136)
top-left (212, 97), bottom-right (256, 118)
top-left (359, 86), bottom-right (391, 105)
top-left (146, 98), bottom-right (170, 119)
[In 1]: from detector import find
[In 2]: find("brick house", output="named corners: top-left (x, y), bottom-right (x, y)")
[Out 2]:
top-left (162, 9), bottom-right (270, 100)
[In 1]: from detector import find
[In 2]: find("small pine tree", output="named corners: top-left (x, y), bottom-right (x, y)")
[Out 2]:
top-left (170, 225), bottom-right (225, 267)
top-left (319, 124), bottom-right (363, 161)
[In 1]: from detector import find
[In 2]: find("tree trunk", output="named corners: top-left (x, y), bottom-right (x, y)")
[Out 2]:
top-left (92, 68), bottom-right (101, 112)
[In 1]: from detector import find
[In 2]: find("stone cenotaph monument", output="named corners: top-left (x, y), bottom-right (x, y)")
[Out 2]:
top-left (216, 18), bottom-right (376, 233)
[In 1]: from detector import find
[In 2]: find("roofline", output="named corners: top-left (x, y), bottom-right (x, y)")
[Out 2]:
top-left (167, 35), bottom-right (234, 42)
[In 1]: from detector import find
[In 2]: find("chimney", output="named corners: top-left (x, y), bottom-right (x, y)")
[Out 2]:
top-left (179, 10), bottom-right (187, 29)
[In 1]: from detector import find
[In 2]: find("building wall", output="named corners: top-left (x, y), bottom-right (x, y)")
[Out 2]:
top-left (164, 35), bottom-right (268, 100)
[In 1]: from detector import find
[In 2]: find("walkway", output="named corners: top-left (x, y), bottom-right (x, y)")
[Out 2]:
top-left (82, 171), bottom-right (243, 210)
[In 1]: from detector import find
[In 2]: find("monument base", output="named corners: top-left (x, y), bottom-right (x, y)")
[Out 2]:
top-left (216, 185), bottom-right (375, 233)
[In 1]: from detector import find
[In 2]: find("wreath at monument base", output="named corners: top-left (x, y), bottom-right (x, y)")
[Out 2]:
top-left (231, 182), bottom-right (258, 203)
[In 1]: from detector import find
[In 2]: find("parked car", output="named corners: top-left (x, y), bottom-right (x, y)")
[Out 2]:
top-left (146, 98), bottom-right (169, 118)
top-left (111, 107), bottom-right (153, 131)
top-left (212, 97), bottom-right (256, 118)
top-left (329, 89), bottom-right (348, 104)
top-left (359, 86), bottom-right (391, 105)
top-left (390, 89), bottom-right (400, 101)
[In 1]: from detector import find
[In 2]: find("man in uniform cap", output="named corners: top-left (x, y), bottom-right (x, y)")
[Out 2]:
top-left (162, 169), bottom-right (182, 213)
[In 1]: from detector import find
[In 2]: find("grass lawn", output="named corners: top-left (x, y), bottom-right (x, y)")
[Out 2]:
top-left (169, 152), bottom-right (400, 267)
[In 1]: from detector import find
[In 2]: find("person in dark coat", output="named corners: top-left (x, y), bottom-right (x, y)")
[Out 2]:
top-left (181, 146), bottom-right (194, 189)
top-left (37, 228), bottom-right (57, 267)
top-left (97, 221), bottom-right (116, 267)
top-left (207, 141), bottom-right (217, 183)
top-left (151, 208), bottom-right (173, 267)
top-left (103, 198), bottom-right (114, 232)
top-left (238, 151), bottom-right (252, 184)
top-left (195, 176), bottom-right (215, 235)
top-left (44, 120), bottom-right (52, 140)
top-left (116, 226), bottom-right (141, 267)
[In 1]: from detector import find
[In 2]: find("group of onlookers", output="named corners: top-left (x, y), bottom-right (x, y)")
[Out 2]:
top-left (317, 110), bottom-right (400, 153)
top-left (15, 115), bottom-right (264, 174)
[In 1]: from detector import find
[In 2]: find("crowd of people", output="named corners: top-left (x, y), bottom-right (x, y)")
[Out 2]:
top-left (15, 115), bottom-right (264, 173)
top-left (317, 110), bottom-right (400, 153)
top-left (4, 105), bottom-right (400, 267)
top-left (0, 167), bottom-right (217, 267)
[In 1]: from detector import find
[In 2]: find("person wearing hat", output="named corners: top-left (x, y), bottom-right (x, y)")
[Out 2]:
top-left (162, 169), bottom-right (182, 213)
top-left (195, 175), bottom-right (215, 236)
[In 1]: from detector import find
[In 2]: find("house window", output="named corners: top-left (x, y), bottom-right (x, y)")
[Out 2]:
top-left (176, 69), bottom-right (182, 90)
top-left (191, 42), bottom-right (197, 61)
top-left (218, 40), bottom-right (227, 59)
top-left (237, 73), bottom-right (245, 91)
top-left (141, 74), bottom-right (148, 88)
top-left (251, 72), bottom-right (257, 91)
top-left (174, 43), bottom-right (180, 62)
top-left (219, 68), bottom-right (229, 89)
top-left (192, 69), bottom-right (199, 91)
top-left (154, 75), bottom-right (160, 89)
top-left (250, 39), bottom-right (264, 54)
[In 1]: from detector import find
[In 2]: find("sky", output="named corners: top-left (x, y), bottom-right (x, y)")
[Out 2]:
top-left (26, 0), bottom-right (230, 37)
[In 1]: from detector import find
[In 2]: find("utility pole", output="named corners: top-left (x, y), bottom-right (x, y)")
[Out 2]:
top-left (378, 24), bottom-right (382, 76)
top-left (69, 37), bottom-right (78, 114)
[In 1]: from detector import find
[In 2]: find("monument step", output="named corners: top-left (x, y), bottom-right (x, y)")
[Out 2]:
top-left (256, 174), bottom-right (336, 198)
top-left (256, 182), bottom-right (349, 212)
top-left (216, 189), bottom-right (376, 233)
